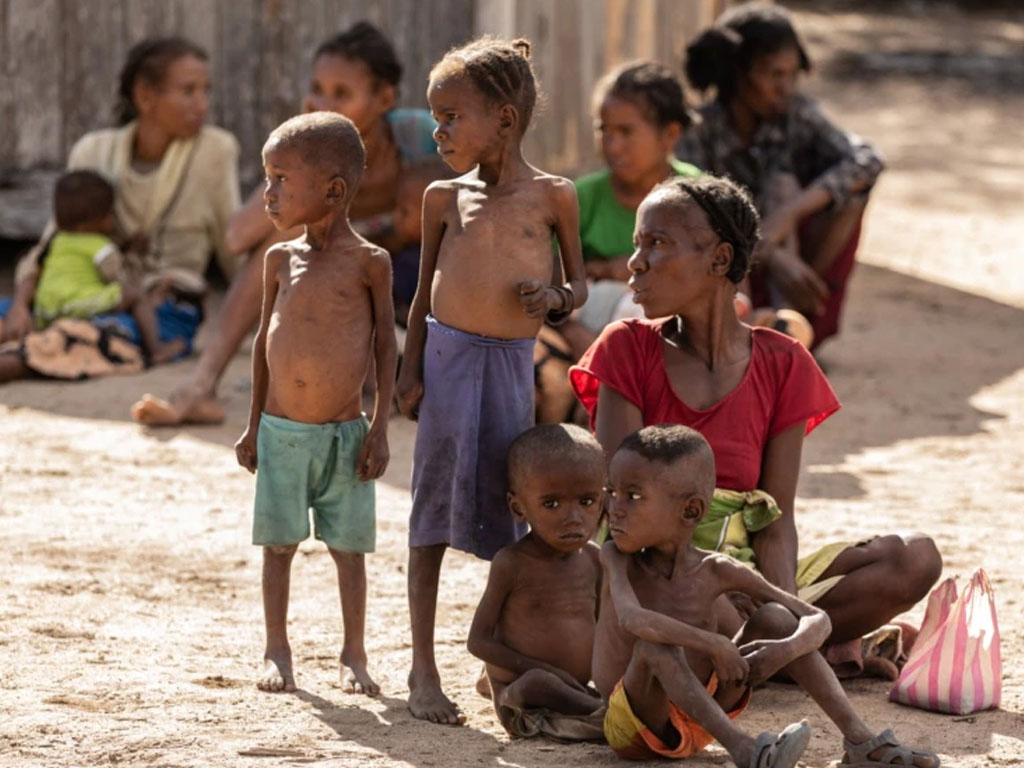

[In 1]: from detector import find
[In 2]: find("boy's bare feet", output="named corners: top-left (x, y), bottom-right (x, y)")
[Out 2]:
top-left (341, 650), bottom-right (380, 695)
top-left (257, 648), bottom-right (296, 692)
top-left (130, 385), bottom-right (225, 426)
top-left (408, 671), bottom-right (465, 725)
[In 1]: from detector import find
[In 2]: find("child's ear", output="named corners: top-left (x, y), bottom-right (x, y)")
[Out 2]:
top-left (661, 121), bottom-right (682, 150)
top-left (681, 494), bottom-right (706, 526)
top-left (326, 175), bottom-right (347, 205)
top-left (498, 104), bottom-right (519, 134)
top-left (507, 491), bottom-right (526, 522)
top-left (709, 241), bottom-right (734, 277)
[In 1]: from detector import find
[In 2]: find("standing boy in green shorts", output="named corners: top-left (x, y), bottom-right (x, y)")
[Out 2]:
top-left (235, 112), bottom-right (397, 696)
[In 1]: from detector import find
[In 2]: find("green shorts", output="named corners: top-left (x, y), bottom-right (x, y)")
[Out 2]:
top-left (253, 412), bottom-right (375, 553)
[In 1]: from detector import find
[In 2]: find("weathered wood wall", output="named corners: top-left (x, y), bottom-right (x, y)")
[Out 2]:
top-left (0, 0), bottom-right (729, 239)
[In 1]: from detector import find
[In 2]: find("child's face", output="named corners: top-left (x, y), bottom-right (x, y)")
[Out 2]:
top-left (428, 75), bottom-right (503, 173)
top-left (302, 54), bottom-right (395, 136)
top-left (596, 96), bottom-right (678, 187)
top-left (606, 450), bottom-right (695, 554)
top-left (262, 142), bottom-right (333, 230)
top-left (508, 460), bottom-right (605, 554)
top-left (628, 195), bottom-right (721, 319)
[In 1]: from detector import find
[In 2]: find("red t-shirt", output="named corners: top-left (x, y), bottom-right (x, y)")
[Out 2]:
top-left (570, 318), bottom-right (840, 491)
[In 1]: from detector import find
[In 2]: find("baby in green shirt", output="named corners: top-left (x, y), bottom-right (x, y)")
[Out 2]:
top-left (35, 171), bottom-right (183, 363)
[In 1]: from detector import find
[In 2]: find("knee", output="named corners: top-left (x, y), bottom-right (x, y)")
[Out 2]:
top-left (744, 602), bottom-right (798, 640)
top-left (873, 534), bottom-right (942, 604)
top-left (264, 544), bottom-right (298, 558)
top-left (633, 639), bottom-right (685, 674)
top-left (901, 534), bottom-right (943, 599)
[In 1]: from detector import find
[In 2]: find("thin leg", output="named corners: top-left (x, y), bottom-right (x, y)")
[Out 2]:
top-left (622, 640), bottom-right (754, 765)
top-left (0, 351), bottom-right (30, 384)
top-left (329, 548), bottom-right (379, 695)
top-left (258, 544), bottom-right (298, 692)
top-left (407, 543), bottom-right (464, 724)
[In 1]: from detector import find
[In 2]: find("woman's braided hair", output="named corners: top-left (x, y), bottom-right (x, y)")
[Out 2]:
top-left (655, 175), bottom-right (760, 284)
top-left (684, 2), bottom-right (809, 104)
top-left (594, 60), bottom-right (694, 130)
top-left (430, 36), bottom-right (539, 129)
top-left (116, 37), bottom-right (207, 125)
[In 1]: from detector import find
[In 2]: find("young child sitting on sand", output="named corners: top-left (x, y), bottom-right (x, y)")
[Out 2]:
top-left (468, 424), bottom-right (605, 740)
top-left (234, 112), bottom-right (397, 695)
top-left (596, 425), bottom-right (940, 768)
top-left (395, 36), bottom-right (587, 724)
top-left (34, 170), bottom-right (183, 363)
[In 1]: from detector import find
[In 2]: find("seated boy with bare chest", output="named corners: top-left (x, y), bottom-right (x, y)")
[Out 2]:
top-left (235, 112), bottom-right (397, 695)
top-left (468, 424), bottom-right (606, 740)
top-left (596, 425), bottom-right (941, 768)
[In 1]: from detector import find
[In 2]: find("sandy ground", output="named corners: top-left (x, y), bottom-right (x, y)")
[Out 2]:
top-left (2, 5), bottom-right (1023, 767)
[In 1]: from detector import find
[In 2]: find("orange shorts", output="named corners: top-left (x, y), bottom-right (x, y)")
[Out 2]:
top-left (603, 674), bottom-right (750, 760)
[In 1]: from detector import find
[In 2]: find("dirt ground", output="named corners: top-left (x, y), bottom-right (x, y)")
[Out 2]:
top-left (2, 5), bottom-right (1023, 767)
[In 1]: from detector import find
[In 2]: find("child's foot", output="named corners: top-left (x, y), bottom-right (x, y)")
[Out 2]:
top-left (257, 648), bottom-right (296, 692)
top-left (407, 671), bottom-right (465, 725)
top-left (149, 338), bottom-right (187, 365)
top-left (747, 720), bottom-right (812, 768)
top-left (340, 650), bottom-right (380, 695)
top-left (841, 729), bottom-right (941, 768)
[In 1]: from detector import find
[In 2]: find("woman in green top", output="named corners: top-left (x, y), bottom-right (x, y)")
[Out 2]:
top-left (560, 61), bottom-right (700, 357)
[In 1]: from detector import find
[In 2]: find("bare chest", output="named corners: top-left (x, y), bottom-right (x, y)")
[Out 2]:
top-left (440, 188), bottom-right (554, 266)
top-left (272, 256), bottom-right (368, 325)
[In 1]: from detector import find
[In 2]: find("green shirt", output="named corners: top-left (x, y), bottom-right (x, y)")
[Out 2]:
top-left (575, 157), bottom-right (701, 262)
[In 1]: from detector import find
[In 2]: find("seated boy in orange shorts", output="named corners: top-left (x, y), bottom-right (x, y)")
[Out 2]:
top-left (595, 425), bottom-right (941, 768)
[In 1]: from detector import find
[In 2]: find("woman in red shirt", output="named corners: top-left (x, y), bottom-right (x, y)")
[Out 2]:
top-left (571, 175), bottom-right (941, 658)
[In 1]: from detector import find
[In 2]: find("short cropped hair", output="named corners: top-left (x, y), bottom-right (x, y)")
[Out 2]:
top-left (266, 112), bottom-right (366, 193)
top-left (650, 174), bottom-right (760, 284)
top-left (54, 170), bottom-right (115, 230)
top-left (507, 423), bottom-right (605, 490)
top-left (616, 425), bottom-right (715, 499)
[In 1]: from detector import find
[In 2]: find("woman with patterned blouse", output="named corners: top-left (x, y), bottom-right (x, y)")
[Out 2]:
top-left (678, 3), bottom-right (883, 348)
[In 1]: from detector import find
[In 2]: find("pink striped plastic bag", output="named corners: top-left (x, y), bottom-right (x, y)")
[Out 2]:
top-left (889, 568), bottom-right (1001, 714)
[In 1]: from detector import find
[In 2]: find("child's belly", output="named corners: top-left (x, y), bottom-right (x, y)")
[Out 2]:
top-left (430, 246), bottom-right (552, 340)
top-left (265, 321), bottom-right (369, 424)
top-left (493, 614), bottom-right (595, 685)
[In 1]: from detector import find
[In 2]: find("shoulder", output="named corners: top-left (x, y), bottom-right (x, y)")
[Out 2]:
top-left (489, 543), bottom-right (526, 580)
top-left (598, 317), bottom-right (664, 350)
top-left (67, 128), bottom-right (119, 170)
top-left (357, 240), bottom-right (392, 273)
top-left (583, 541), bottom-right (602, 567)
top-left (195, 125), bottom-right (241, 161)
top-left (752, 326), bottom-right (819, 373)
top-left (538, 173), bottom-right (578, 207)
top-left (423, 178), bottom-right (460, 207)
top-left (264, 239), bottom-right (297, 266)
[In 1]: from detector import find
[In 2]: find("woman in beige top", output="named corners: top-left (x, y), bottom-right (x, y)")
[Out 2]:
top-left (0, 37), bottom-right (239, 384)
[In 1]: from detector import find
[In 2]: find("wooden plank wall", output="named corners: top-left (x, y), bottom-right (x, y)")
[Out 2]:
top-left (474, 0), bottom-right (732, 176)
top-left (0, 0), bottom-right (731, 238)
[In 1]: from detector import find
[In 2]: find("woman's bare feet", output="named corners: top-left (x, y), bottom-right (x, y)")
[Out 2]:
top-left (340, 650), bottom-right (380, 695)
top-left (130, 384), bottom-right (225, 426)
top-left (408, 670), bottom-right (465, 725)
top-left (257, 648), bottom-right (296, 692)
